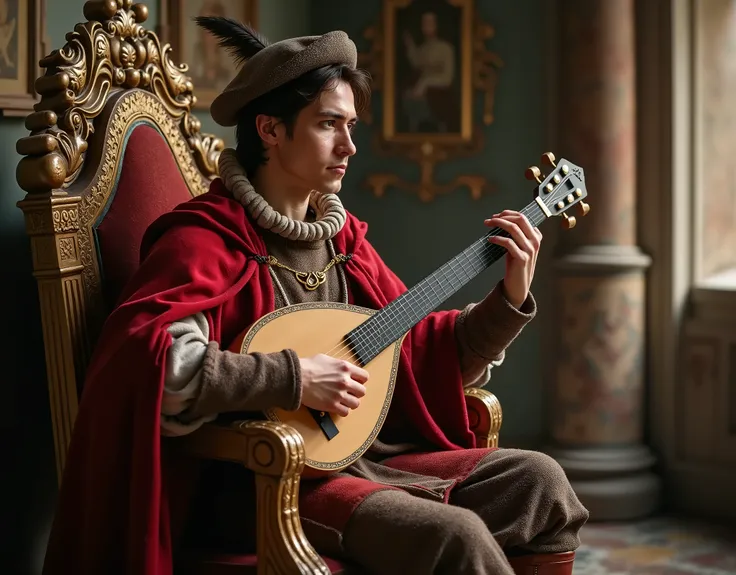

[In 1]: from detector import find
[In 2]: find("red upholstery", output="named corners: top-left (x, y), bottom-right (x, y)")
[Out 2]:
top-left (507, 551), bottom-right (575, 575)
top-left (94, 123), bottom-right (194, 308)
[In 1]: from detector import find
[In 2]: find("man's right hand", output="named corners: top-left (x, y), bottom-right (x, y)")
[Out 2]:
top-left (299, 354), bottom-right (369, 417)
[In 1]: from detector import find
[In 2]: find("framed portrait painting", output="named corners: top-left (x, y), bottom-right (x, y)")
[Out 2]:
top-left (383, 0), bottom-right (473, 144)
top-left (359, 0), bottom-right (501, 200)
top-left (0, 0), bottom-right (44, 116)
top-left (161, 0), bottom-right (258, 110)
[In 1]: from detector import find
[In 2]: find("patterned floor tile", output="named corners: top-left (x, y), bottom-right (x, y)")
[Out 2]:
top-left (573, 515), bottom-right (736, 575)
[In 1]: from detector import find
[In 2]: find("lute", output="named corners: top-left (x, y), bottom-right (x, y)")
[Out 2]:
top-left (229, 153), bottom-right (589, 477)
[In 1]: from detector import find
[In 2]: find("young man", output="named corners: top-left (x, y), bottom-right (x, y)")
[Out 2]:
top-left (42, 19), bottom-right (588, 575)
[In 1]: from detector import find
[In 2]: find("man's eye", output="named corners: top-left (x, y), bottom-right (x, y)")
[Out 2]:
top-left (321, 120), bottom-right (335, 128)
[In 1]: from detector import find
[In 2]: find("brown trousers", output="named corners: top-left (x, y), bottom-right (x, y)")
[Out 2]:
top-left (302, 449), bottom-right (590, 575)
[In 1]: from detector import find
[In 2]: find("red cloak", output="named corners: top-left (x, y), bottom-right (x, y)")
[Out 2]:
top-left (42, 180), bottom-right (480, 574)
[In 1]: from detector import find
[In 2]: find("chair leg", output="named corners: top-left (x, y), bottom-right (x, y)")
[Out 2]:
top-left (506, 551), bottom-right (575, 575)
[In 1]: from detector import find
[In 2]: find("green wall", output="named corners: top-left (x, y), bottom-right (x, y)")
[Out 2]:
top-left (1, 1), bottom-right (545, 572)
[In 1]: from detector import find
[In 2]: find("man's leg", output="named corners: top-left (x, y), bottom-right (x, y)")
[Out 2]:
top-left (448, 448), bottom-right (589, 555)
top-left (303, 489), bottom-right (516, 575)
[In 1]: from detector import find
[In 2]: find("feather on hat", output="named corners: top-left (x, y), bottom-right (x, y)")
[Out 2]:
top-left (194, 17), bottom-right (358, 127)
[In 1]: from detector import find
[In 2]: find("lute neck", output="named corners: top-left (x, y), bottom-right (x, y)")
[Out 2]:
top-left (345, 200), bottom-right (547, 366)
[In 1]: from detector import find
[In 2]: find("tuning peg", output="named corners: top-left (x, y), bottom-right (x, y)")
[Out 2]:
top-left (525, 166), bottom-right (543, 184)
top-left (542, 152), bottom-right (557, 168)
top-left (577, 201), bottom-right (590, 216)
top-left (561, 213), bottom-right (577, 229)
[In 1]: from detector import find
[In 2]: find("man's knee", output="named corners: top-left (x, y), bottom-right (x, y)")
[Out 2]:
top-left (506, 449), bottom-right (589, 523)
top-left (485, 449), bottom-right (589, 520)
top-left (466, 449), bottom-right (589, 552)
top-left (492, 449), bottom-right (568, 491)
top-left (512, 450), bottom-right (568, 487)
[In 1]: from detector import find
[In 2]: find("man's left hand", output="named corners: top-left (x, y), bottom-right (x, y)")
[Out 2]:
top-left (485, 210), bottom-right (542, 308)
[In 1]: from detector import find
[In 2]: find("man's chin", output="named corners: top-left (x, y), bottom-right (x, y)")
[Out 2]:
top-left (317, 181), bottom-right (343, 195)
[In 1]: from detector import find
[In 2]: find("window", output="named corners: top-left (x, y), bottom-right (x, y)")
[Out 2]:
top-left (694, 0), bottom-right (736, 287)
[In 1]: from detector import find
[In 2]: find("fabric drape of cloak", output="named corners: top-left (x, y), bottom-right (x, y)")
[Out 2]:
top-left (41, 180), bottom-right (480, 575)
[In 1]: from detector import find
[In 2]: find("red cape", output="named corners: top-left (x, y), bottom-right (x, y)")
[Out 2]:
top-left (42, 180), bottom-right (476, 574)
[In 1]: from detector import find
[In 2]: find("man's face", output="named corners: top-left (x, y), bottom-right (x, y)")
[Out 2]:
top-left (270, 80), bottom-right (358, 196)
top-left (421, 12), bottom-right (438, 37)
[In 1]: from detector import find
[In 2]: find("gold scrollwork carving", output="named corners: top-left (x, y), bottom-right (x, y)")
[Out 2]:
top-left (464, 387), bottom-right (502, 448)
top-left (52, 208), bottom-right (80, 233)
top-left (58, 238), bottom-right (78, 264)
top-left (15, 0), bottom-right (223, 195)
top-left (359, 0), bottom-right (503, 202)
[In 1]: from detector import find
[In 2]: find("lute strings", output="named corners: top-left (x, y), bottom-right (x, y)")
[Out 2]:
top-left (320, 203), bottom-right (541, 364)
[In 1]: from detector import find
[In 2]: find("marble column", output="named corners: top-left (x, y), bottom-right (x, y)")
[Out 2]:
top-left (546, 0), bottom-right (661, 520)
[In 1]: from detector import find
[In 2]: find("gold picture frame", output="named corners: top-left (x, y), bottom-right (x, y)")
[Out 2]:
top-left (360, 0), bottom-right (503, 201)
top-left (0, 0), bottom-right (45, 116)
top-left (159, 0), bottom-right (258, 110)
top-left (383, 0), bottom-right (473, 144)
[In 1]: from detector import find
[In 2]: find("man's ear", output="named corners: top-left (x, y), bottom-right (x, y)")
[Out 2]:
top-left (255, 114), bottom-right (280, 146)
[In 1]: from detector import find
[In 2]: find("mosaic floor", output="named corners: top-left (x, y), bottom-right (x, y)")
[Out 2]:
top-left (574, 516), bottom-right (736, 575)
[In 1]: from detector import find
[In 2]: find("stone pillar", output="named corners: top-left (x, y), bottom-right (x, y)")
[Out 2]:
top-left (546, 0), bottom-right (661, 520)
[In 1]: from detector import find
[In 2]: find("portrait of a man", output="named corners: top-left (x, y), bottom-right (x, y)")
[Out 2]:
top-left (392, 0), bottom-right (466, 137)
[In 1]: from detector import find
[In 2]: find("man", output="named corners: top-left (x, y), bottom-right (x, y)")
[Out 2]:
top-left (42, 18), bottom-right (588, 575)
top-left (402, 11), bottom-right (456, 132)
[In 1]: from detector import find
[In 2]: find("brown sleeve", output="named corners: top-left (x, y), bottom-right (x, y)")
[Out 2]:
top-left (455, 280), bottom-right (536, 380)
top-left (180, 342), bottom-right (302, 423)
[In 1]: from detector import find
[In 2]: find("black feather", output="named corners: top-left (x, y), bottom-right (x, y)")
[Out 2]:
top-left (194, 16), bottom-right (271, 66)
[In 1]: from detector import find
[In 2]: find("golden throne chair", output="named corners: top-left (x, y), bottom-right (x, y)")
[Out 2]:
top-left (16, 1), bottom-right (503, 573)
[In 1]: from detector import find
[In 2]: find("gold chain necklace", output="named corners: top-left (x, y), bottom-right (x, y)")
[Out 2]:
top-left (265, 253), bottom-right (351, 291)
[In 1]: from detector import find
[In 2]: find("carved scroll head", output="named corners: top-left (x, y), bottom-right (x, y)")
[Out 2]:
top-left (16, 0), bottom-right (223, 195)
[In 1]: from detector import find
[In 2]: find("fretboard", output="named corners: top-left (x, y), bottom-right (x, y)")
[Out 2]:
top-left (345, 200), bottom-right (546, 366)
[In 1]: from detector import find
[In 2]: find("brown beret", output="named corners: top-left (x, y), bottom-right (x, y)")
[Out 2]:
top-left (210, 31), bottom-right (358, 127)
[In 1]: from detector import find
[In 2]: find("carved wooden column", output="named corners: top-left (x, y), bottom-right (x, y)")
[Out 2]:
top-left (546, 0), bottom-right (660, 520)
top-left (16, 193), bottom-right (85, 484)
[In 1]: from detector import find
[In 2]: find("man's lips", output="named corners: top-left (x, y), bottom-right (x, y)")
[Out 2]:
top-left (328, 165), bottom-right (347, 174)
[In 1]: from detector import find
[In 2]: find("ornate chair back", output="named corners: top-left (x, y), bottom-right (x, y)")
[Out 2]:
top-left (16, 0), bottom-right (223, 483)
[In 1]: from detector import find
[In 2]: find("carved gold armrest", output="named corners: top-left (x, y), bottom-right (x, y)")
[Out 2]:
top-left (464, 388), bottom-right (503, 448)
top-left (175, 420), bottom-right (331, 575)
top-left (174, 392), bottom-right (500, 573)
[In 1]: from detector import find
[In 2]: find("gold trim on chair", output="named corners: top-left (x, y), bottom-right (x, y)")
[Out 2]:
top-left (175, 421), bottom-right (332, 575)
top-left (464, 387), bottom-right (503, 448)
top-left (16, 0), bottom-right (224, 483)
